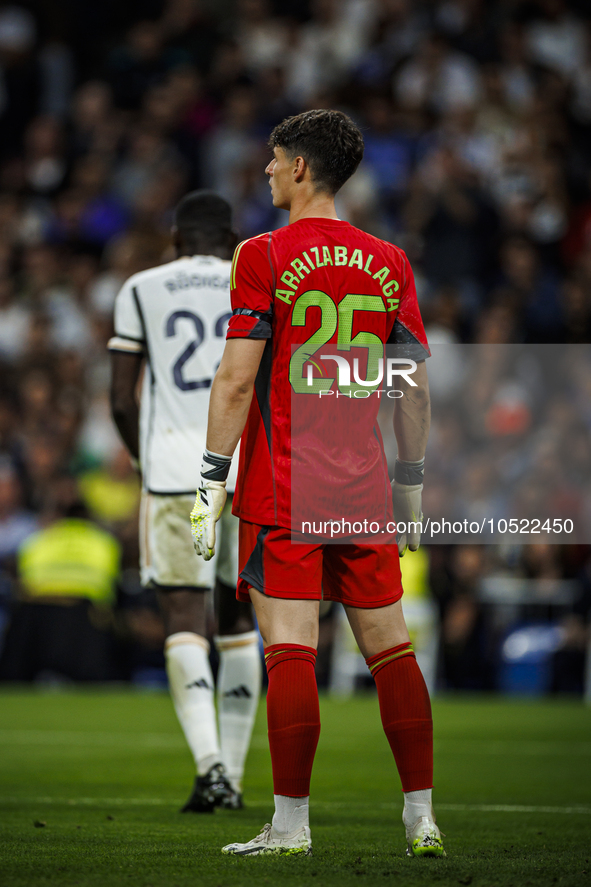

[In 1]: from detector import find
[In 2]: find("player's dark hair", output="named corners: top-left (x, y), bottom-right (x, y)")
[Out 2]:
top-left (173, 190), bottom-right (235, 258)
top-left (269, 110), bottom-right (364, 195)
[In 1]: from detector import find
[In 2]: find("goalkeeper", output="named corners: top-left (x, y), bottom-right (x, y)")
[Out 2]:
top-left (191, 109), bottom-right (441, 859)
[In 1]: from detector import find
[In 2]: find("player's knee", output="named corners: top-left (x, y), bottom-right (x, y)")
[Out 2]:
top-left (158, 588), bottom-right (207, 636)
top-left (218, 609), bottom-right (254, 636)
top-left (216, 581), bottom-right (254, 635)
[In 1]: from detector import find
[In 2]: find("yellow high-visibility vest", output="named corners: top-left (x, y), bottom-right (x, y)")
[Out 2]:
top-left (18, 519), bottom-right (121, 605)
top-left (399, 547), bottom-right (430, 599)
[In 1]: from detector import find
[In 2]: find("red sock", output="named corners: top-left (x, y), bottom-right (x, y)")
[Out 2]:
top-left (264, 644), bottom-right (321, 797)
top-left (366, 643), bottom-right (433, 792)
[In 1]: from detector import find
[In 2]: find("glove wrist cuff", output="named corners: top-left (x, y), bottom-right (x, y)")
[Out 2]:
top-left (200, 449), bottom-right (232, 483)
top-left (394, 458), bottom-right (425, 486)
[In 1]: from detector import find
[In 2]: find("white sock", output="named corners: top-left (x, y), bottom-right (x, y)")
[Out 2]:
top-left (272, 794), bottom-right (310, 835)
top-left (403, 788), bottom-right (433, 828)
top-left (215, 631), bottom-right (261, 792)
top-left (165, 632), bottom-right (221, 776)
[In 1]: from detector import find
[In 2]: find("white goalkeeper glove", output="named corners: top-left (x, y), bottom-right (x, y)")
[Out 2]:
top-left (190, 450), bottom-right (232, 561)
top-left (391, 458), bottom-right (424, 557)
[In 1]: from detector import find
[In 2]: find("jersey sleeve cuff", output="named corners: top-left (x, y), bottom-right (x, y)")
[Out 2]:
top-left (386, 319), bottom-right (430, 360)
top-left (108, 335), bottom-right (145, 354)
top-left (226, 310), bottom-right (272, 340)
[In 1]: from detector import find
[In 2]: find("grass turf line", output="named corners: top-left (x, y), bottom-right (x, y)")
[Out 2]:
top-left (0, 691), bottom-right (590, 887)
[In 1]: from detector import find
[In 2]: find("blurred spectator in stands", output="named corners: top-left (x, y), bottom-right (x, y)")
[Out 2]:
top-left (561, 278), bottom-right (591, 343)
top-left (112, 126), bottom-right (184, 211)
top-left (17, 369), bottom-right (56, 437)
top-left (160, 0), bottom-right (220, 75)
top-left (430, 545), bottom-right (494, 690)
top-left (520, 543), bottom-right (590, 694)
top-left (89, 231), bottom-right (161, 317)
top-left (454, 454), bottom-right (506, 527)
top-left (0, 275), bottom-right (30, 362)
top-left (570, 22), bottom-right (591, 138)
top-left (494, 237), bottom-right (562, 342)
top-left (57, 154), bottom-right (129, 247)
top-left (69, 80), bottom-right (117, 158)
top-left (234, 0), bottom-right (289, 74)
top-left (354, 0), bottom-right (425, 89)
top-left (23, 115), bottom-right (67, 197)
top-left (106, 20), bottom-right (172, 111)
top-left (0, 460), bottom-right (37, 570)
top-left (255, 64), bottom-right (298, 131)
top-left (362, 95), bottom-right (414, 223)
top-left (497, 22), bottom-right (535, 112)
top-left (0, 394), bottom-right (18, 457)
top-left (0, 5), bottom-right (39, 160)
top-left (395, 31), bottom-right (482, 116)
top-left (20, 244), bottom-right (93, 351)
top-left (283, 0), bottom-right (376, 105)
top-left (404, 144), bottom-right (496, 318)
top-left (203, 85), bottom-right (261, 201)
top-left (172, 65), bottom-right (218, 145)
top-left (525, 0), bottom-right (585, 79)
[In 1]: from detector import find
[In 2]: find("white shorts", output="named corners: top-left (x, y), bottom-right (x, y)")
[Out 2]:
top-left (139, 492), bottom-right (238, 590)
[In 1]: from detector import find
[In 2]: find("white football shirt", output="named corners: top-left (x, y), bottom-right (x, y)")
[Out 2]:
top-left (108, 255), bottom-right (238, 494)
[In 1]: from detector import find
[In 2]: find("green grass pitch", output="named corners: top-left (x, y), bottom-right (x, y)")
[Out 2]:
top-left (0, 690), bottom-right (590, 887)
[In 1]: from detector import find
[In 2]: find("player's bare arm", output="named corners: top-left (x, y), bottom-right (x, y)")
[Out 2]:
top-left (109, 350), bottom-right (143, 462)
top-left (393, 359), bottom-right (430, 461)
top-left (191, 338), bottom-right (265, 560)
top-left (391, 359), bottom-right (430, 556)
top-left (205, 338), bottom-right (266, 456)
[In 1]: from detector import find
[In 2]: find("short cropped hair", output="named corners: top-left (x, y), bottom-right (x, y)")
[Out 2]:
top-left (269, 110), bottom-right (364, 195)
top-left (174, 190), bottom-right (233, 251)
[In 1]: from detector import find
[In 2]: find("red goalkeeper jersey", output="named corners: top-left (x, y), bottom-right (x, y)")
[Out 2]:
top-left (227, 218), bottom-right (429, 530)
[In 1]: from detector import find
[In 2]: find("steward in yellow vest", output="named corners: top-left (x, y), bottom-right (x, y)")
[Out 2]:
top-left (18, 518), bottom-right (120, 605)
top-left (0, 512), bottom-right (121, 682)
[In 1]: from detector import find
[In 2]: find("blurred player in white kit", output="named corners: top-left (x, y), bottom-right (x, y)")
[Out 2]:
top-left (108, 191), bottom-right (261, 812)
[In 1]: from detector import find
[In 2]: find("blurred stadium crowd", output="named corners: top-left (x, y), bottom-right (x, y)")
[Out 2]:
top-left (0, 0), bottom-right (589, 690)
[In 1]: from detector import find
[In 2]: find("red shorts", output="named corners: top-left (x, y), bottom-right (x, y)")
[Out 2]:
top-left (237, 521), bottom-right (403, 609)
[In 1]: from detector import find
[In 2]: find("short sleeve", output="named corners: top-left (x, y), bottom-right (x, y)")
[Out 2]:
top-left (227, 235), bottom-right (274, 340)
top-left (387, 252), bottom-right (430, 361)
top-left (107, 279), bottom-right (145, 354)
